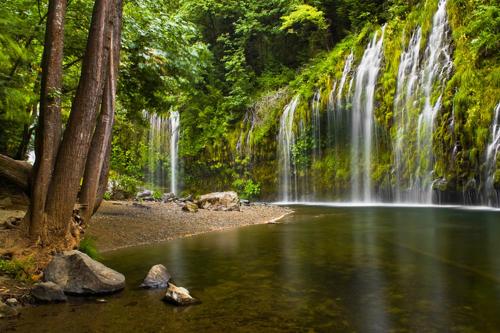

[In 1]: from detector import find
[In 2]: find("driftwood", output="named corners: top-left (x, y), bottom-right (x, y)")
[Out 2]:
top-left (0, 154), bottom-right (32, 192)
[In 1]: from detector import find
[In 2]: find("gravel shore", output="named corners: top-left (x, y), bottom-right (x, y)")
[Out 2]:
top-left (87, 201), bottom-right (292, 252)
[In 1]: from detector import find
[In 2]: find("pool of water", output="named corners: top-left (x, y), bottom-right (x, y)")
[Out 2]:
top-left (3, 206), bottom-right (500, 332)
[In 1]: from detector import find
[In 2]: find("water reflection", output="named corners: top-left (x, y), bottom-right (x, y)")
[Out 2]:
top-left (3, 206), bottom-right (500, 332)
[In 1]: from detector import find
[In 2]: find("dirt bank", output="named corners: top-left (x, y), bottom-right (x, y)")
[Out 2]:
top-left (87, 201), bottom-right (292, 252)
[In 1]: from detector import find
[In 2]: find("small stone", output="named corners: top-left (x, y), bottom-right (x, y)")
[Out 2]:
top-left (5, 298), bottom-right (18, 307)
top-left (96, 299), bottom-right (107, 303)
top-left (140, 264), bottom-right (171, 289)
top-left (182, 201), bottom-right (198, 213)
top-left (31, 282), bottom-right (67, 302)
top-left (163, 283), bottom-right (199, 306)
top-left (0, 301), bottom-right (18, 319)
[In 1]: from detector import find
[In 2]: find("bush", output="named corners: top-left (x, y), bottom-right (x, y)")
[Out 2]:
top-left (232, 178), bottom-right (261, 199)
top-left (0, 256), bottom-right (35, 281)
top-left (79, 237), bottom-right (101, 261)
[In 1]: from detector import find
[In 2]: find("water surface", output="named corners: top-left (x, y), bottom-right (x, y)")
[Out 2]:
top-left (3, 206), bottom-right (500, 332)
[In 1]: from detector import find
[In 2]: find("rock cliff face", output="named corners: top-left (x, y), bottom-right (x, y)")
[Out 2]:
top-left (178, 0), bottom-right (499, 207)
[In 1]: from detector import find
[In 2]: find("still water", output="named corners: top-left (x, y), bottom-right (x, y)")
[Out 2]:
top-left (3, 206), bottom-right (500, 332)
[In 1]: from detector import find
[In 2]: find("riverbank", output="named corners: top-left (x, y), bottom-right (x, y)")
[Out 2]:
top-left (87, 201), bottom-right (293, 252)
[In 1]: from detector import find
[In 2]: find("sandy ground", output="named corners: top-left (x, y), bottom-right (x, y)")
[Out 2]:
top-left (87, 201), bottom-right (292, 252)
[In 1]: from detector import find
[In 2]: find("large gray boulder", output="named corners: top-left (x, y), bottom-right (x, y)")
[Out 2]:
top-left (140, 264), bottom-right (171, 289)
top-left (163, 283), bottom-right (199, 306)
top-left (198, 191), bottom-right (240, 211)
top-left (44, 250), bottom-right (125, 295)
top-left (31, 282), bottom-right (67, 302)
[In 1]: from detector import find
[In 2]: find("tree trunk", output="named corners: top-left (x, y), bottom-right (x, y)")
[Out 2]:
top-left (43, 0), bottom-right (114, 241)
top-left (93, 134), bottom-right (113, 214)
top-left (80, 0), bottom-right (122, 222)
top-left (27, 0), bottom-right (66, 240)
top-left (0, 154), bottom-right (32, 192)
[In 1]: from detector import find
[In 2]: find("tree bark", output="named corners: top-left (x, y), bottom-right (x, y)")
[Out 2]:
top-left (93, 133), bottom-right (113, 214)
top-left (0, 154), bottom-right (32, 192)
top-left (80, 0), bottom-right (122, 222)
top-left (27, 0), bottom-right (67, 240)
top-left (43, 0), bottom-right (114, 240)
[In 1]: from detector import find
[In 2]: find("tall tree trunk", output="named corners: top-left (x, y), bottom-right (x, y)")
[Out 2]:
top-left (93, 134), bottom-right (113, 214)
top-left (43, 0), bottom-right (114, 242)
top-left (80, 0), bottom-right (122, 222)
top-left (27, 0), bottom-right (67, 240)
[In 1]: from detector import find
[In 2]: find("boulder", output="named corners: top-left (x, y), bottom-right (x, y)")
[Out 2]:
top-left (198, 191), bottom-right (240, 211)
top-left (163, 283), bottom-right (199, 306)
top-left (140, 264), bottom-right (171, 289)
top-left (182, 201), bottom-right (198, 213)
top-left (0, 301), bottom-right (18, 319)
top-left (44, 250), bottom-right (125, 295)
top-left (137, 190), bottom-right (152, 199)
top-left (31, 282), bottom-right (67, 302)
top-left (162, 192), bottom-right (176, 202)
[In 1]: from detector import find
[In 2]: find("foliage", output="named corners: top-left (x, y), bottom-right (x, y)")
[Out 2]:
top-left (0, 256), bottom-right (35, 281)
top-left (79, 237), bottom-right (101, 260)
top-left (232, 178), bottom-right (261, 199)
top-left (280, 4), bottom-right (329, 33)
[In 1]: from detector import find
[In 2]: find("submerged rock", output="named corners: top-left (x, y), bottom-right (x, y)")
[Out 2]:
top-left (44, 250), bottom-right (125, 295)
top-left (163, 283), bottom-right (199, 306)
top-left (0, 301), bottom-right (18, 318)
top-left (140, 264), bottom-right (171, 289)
top-left (198, 191), bottom-right (240, 211)
top-left (31, 282), bottom-right (67, 302)
top-left (182, 201), bottom-right (198, 213)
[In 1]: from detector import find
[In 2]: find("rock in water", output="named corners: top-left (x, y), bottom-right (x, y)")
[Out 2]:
top-left (44, 250), bottom-right (125, 295)
top-left (182, 201), bottom-right (199, 213)
top-left (31, 282), bottom-right (67, 302)
top-left (198, 191), bottom-right (240, 211)
top-left (163, 283), bottom-right (199, 306)
top-left (140, 264), bottom-right (171, 289)
top-left (0, 301), bottom-right (18, 318)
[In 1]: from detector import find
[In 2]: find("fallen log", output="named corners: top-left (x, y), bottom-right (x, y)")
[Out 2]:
top-left (0, 154), bottom-right (32, 193)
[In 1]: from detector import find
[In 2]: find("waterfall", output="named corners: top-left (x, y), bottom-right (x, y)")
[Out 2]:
top-left (145, 111), bottom-right (180, 193)
top-left (484, 103), bottom-right (500, 206)
top-left (393, 28), bottom-right (422, 202)
top-left (351, 27), bottom-right (385, 202)
top-left (169, 110), bottom-right (180, 195)
top-left (391, 0), bottom-right (452, 203)
top-left (312, 91), bottom-right (322, 160)
top-left (415, 0), bottom-right (452, 203)
top-left (278, 96), bottom-right (300, 202)
top-left (146, 112), bottom-right (169, 189)
top-left (337, 52), bottom-right (354, 109)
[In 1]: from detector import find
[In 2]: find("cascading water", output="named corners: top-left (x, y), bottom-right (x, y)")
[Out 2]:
top-left (169, 110), bottom-right (180, 195)
top-left (351, 27), bottom-right (385, 202)
top-left (391, 0), bottom-right (452, 203)
top-left (146, 112), bottom-right (169, 189)
top-left (393, 28), bottom-right (422, 202)
top-left (484, 103), bottom-right (500, 207)
top-left (145, 110), bottom-right (181, 193)
top-left (278, 96), bottom-right (300, 202)
top-left (415, 0), bottom-right (452, 203)
top-left (312, 91), bottom-right (322, 160)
